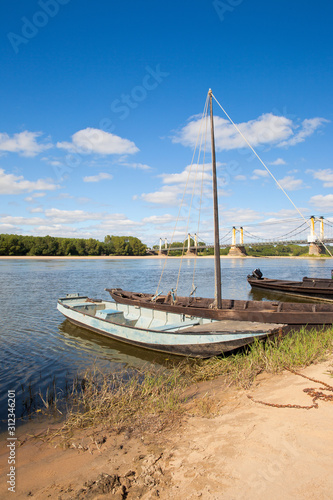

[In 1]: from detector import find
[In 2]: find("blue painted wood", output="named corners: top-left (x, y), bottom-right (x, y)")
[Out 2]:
top-left (57, 296), bottom-right (279, 357)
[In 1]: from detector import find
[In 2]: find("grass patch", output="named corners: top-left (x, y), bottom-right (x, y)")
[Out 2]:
top-left (40, 326), bottom-right (333, 441)
top-left (45, 366), bottom-right (188, 441)
top-left (192, 326), bottom-right (333, 388)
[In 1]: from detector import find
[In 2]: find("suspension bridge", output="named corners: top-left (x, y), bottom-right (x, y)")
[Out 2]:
top-left (153, 216), bottom-right (333, 256)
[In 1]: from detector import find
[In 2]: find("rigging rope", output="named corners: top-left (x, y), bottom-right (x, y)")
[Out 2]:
top-left (191, 101), bottom-right (209, 293)
top-left (154, 93), bottom-right (210, 298)
top-left (211, 92), bottom-right (333, 258)
top-left (175, 95), bottom-right (209, 294)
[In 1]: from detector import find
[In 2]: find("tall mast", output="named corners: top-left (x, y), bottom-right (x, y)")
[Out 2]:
top-left (209, 89), bottom-right (222, 309)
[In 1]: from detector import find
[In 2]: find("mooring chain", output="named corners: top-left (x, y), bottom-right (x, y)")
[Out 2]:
top-left (247, 368), bottom-right (333, 410)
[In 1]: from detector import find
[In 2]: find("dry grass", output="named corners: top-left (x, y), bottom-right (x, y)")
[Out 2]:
top-left (39, 326), bottom-right (333, 442)
top-left (45, 366), bottom-right (188, 441)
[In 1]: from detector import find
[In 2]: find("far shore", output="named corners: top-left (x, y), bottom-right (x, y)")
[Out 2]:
top-left (0, 254), bottom-right (330, 260)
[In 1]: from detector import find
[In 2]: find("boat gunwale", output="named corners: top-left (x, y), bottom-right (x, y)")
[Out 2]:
top-left (57, 298), bottom-right (283, 337)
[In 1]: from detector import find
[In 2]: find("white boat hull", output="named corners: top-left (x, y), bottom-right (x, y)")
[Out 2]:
top-left (57, 295), bottom-right (284, 358)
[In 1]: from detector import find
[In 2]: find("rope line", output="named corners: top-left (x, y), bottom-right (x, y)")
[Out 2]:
top-left (155, 93), bottom-right (210, 297)
top-left (211, 92), bottom-right (333, 258)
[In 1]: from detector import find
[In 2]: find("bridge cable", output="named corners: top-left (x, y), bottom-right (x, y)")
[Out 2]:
top-left (242, 221), bottom-right (309, 242)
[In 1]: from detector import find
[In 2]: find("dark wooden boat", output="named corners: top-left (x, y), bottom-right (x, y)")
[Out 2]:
top-left (106, 288), bottom-right (333, 325)
top-left (247, 268), bottom-right (333, 301)
top-left (107, 90), bottom-right (333, 329)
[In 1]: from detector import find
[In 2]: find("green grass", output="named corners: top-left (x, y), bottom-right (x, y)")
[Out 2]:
top-left (40, 326), bottom-right (333, 441)
top-left (191, 326), bottom-right (333, 388)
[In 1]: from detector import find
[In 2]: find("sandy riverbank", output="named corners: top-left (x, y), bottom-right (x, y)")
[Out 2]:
top-left (1, 359), bottom-right (332, 499)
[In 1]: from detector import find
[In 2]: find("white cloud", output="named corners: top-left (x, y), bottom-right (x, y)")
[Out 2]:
top-left (173, 114), bottom-right (293, 150)
top-left (120, 162), bottom-right (152, 170)
top-left (277, 175), bottom-right (304, 191)
top-left (310, 194), bottom-right (333, 210)
top-left (269, 158), bottom-right (286, 165)
top-left (141, 187), bottom-right (180, 205)
top-left (140, 162), bottom-right (231, 206)
top-left (142, 214), bottom-right (178, 225)
top-left (0, 131), bottom-right (52, 157)
top-left (0, 169), bottom-right (59, 194)
top-left (265, 208), bottom-right (309, 218)
top-left (141, 163), bottom-right (215, 206)
top-left (279, 118), bottom-right (329, 147)
top-left (83, 172), bottom-right (113, 183)
top-left (0, 215), bottom-right (46, 226)
top-left (44, 208), bottom-right (101, 224)
top-left (41, 157), bottom-right (63, 166)
top-left (172, 113), bottom-right (328, 151)
top-left (160, 163), bottom-right (212, 186)
top-left (251, 169), bottom-right (270, 180)
top-left (29, 207), bottom-right (44, 213)
top-left (308, 169), bottom-right (333, 188)
top-left (25, 193), bottom-right (46, 202)
top-left (221, 208), bottom-right (262, 225)
top-left (57, 128), bottom-right (139, 155)
top-left (234, 175), bottom-right (246, 181)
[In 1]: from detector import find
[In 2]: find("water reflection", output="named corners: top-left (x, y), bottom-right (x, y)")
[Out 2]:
top-left (58, 320), bottom-right (182, 369)
top-left (249, 288), bottom-right (322, 304)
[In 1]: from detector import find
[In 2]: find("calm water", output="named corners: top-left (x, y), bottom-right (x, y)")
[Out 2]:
top-left (0, 256), bottom-right (332, 428)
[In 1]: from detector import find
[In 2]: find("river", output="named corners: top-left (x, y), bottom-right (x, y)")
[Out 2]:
top-left (0, 256), bottom-right (332, 428)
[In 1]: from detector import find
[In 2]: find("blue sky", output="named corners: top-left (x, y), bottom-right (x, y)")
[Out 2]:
top-left (1, 0), bottom-right (333, 247)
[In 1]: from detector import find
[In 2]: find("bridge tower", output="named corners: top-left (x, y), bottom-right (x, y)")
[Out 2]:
top-left (158, 237), bottom-right (168, 255)
top-left (186, 233), bottom-right (198, 255)
top-left (228, 226), bottom-right (247, 256)
top-left (308, 216), bottom-right (326, 255)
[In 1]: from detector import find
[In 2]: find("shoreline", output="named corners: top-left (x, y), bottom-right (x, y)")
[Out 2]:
top-left (1, 359), bottom-right (332, 499)
top-left (0, 254), bottom-right (330, 260)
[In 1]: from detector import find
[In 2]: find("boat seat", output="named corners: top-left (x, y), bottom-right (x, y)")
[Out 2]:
top-left (100, 308), bottom-right (120, 314)
top-left (73, 303), bottom-right (97, 310)
top-left (152, 319), bottom-right (200, 331)
top-left (96, 309), bottom-right (124, 320)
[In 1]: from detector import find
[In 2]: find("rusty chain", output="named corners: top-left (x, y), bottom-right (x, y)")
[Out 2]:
top-left (247, 368), bottom-right (333, 410)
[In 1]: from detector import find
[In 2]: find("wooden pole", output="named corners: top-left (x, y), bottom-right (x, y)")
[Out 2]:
top-left (209, 89), bottom-right (222, 308)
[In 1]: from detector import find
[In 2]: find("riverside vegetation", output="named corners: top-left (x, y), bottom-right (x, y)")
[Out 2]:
top-left (0, 234), bottom-right (147, 256)
top-left (2, 232), bottom-right (331, 257)
top-left (37, 326), bottom-right (333, 443)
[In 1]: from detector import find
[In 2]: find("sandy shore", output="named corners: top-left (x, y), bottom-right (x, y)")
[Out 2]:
top-left (1, 360), bottom-right (332, 499)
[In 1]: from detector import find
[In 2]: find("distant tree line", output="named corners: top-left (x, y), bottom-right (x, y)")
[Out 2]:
top-left (245, 244), bottom-right (316, 257)
top-left (1, 234), bottom-right (330, 257)
top-left (0, 234), bottom-right (147, 256)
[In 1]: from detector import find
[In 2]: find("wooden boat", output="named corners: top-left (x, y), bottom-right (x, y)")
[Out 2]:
top-left (57, 294), bottom-right (284, 358)
top-left (107, 90), bottom-right (333, 328)
top-left (247, 268), bottom-right (333, 301)
top-left (106, 288), bottom-right (333, 325)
